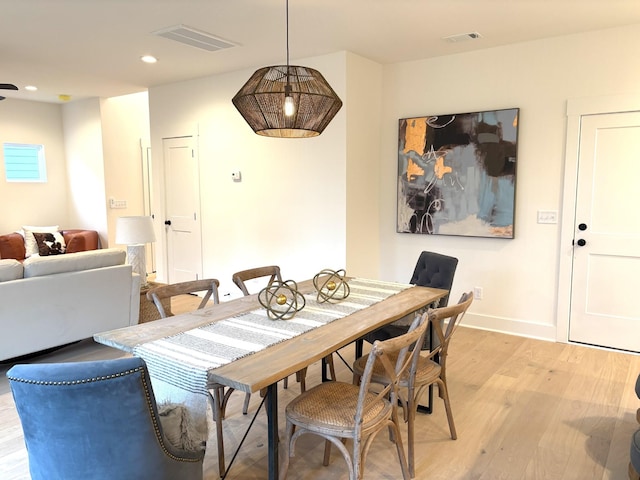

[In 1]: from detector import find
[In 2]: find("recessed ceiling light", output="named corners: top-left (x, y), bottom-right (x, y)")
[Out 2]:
top-left (141, 55), bottom-right (158, 64)
top-left (25, 85), bottom-right (38, 91)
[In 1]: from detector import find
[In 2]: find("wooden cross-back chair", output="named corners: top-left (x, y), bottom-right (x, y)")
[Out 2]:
top-left (280, 309), bottom-right (431, 479)
top-left (232, 265), bottom-right (282, 296)
top-left (353, 291), bottom-right (474, 477)
top-left (146, 278), bottom-right (220, 318)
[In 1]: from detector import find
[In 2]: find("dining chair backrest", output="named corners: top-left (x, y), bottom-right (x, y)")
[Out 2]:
top-left (357, 311), bottom-right (429, 428)
top-left (231, 265), bottom-right (282, 296)
top-left (7, 357), bottom-right (205, 480)
top-left (427, 291), bottom-right (473, 375)
top-left (410, 251), bottom-right (458, 307)
top-left (146, 278), bottom-right (220, 318)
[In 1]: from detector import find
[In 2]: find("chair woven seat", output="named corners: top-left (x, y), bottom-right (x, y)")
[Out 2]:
top-left (286, 382), bottom-right (389, 431)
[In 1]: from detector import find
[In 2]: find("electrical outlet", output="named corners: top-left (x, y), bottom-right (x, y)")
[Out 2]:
top-left (473, 286), bottom-right (483, 300)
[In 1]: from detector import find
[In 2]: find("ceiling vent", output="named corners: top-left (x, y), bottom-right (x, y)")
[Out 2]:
top-left (153, 24), bottom-right (237, 52)
top-left (442, 32), bottom-right (482, 43)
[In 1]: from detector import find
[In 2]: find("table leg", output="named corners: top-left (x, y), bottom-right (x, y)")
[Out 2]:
top-left (266, 382), bottom-right (279, 480)
top-left (355, 338), bottom-right (363, 359)
top-left (212, 386), bottom-right (226, 478)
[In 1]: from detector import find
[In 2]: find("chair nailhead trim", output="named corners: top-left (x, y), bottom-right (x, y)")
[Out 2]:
top-left (7, 366), bottom-right (145, 385)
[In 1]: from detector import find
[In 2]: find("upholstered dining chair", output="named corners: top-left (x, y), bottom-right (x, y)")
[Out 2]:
top-left (353, 291), bottom-right (473, 477)
top-left (362, 251), bottom-right (458, 348)
top-left (280, 310), bottom-right (430, 480)
top-left (7, 357), bottom-right (205, 480)
top-left (232, 266), bottom-right (337, 397)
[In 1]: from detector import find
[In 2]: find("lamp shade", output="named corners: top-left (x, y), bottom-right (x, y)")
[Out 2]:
top-left (115, 216), bottom-right (156, 245)
top-left (232, 65), bottom-right (343, 138)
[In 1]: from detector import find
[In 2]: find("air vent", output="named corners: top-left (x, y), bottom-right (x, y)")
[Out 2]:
top-left (153, 24), bottom-right (237, 52)
top-left (442, 32), bottom-right (482, 43)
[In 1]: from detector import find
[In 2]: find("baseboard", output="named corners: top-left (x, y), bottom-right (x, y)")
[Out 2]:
top-left (462, 312), bottom-right (557, 343)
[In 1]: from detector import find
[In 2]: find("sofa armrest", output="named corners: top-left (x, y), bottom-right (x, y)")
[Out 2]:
top-left (62, 230), bottom-right (99, 253)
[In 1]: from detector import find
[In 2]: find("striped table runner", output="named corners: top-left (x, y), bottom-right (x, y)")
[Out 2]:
top-left (134, 278), bottom-right (411, 396)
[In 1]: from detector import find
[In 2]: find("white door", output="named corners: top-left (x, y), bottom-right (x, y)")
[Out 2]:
top-left (568, 111), bottom-right (640, 352)
top-left (163, 136), bottom-right (203, 283)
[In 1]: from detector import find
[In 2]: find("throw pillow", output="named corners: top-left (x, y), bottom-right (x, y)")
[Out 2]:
top-left (33, 231), bottom-right (66, 256)
top-left (157, 402), bottom-right (206, 453)
top-left (22, 225), bottom-right (59, 257)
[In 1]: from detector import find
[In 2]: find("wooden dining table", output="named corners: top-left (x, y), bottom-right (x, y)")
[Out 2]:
top-left (94, 278), bottom-right (447, 480)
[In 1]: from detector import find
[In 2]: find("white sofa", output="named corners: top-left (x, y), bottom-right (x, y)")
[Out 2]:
top-left (0, 248), bottom-right (140, 361)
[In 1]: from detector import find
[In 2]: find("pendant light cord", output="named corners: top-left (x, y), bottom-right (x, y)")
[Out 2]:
top-left (286, 0), bottom-right (290, 80)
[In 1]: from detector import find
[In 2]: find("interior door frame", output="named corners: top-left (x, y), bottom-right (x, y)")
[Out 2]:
top-left (162, 134), bottom-right (203, 284)
top-left (557, 92), bottom-right (640, 343)
top-left (152, 130), bottom-right (201, 284)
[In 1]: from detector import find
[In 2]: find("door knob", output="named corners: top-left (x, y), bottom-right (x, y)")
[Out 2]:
top-left (578, 223), bottom-right (588, 231)
top-left (164, 220), bottom-right (172, 226)
top-left (576, 238), bottom-right (586, 246)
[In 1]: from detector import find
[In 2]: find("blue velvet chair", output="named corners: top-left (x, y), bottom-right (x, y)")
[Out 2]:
top-left (630, 373), bottom-right (640, 480)
top-left (7, 357), bottom-right (205, 480)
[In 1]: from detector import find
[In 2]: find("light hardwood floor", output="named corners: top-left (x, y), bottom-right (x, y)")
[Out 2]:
top-left (1, 295), bottom-right (639, 479)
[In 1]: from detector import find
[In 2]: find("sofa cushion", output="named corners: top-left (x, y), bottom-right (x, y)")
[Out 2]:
top-left (33, 231), bottom-right (66, 256)
top-left (0, 232), bottom-right (26, 260)
top-left (22, 225), bottom-right (59, 257)
top-left (23, 248), bottom-right (126, 278)
top-left (0, 259), bottom-right (23, 282)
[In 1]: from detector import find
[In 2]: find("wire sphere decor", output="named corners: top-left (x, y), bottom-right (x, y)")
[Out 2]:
top-left (313, 268), bottom-right (350, 303)
top-left (258, 279), bottom-right (306, 320)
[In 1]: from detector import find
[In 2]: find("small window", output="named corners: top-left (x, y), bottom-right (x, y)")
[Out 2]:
top-left (3, 143), bottom-right (47, 182)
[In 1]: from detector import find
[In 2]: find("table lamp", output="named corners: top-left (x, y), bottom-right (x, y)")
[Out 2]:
top-left (116, 216), bottom-right (156, 286)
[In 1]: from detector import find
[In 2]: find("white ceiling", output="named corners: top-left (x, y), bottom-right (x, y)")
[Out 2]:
top-left (2, 0), bottom-right (640, 104)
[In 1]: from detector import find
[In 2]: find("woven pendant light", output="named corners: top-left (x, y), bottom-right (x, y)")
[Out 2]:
top-left (232, 0), bottom-right (342, 138)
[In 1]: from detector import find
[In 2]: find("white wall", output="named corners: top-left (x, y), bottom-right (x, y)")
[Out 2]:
top-left (345, 52), bottom-right (383, 278)
top-left (101, 92), bottom-right (151, 248)
top-left (62, 99), bottom-right (109, 244)
top-left (0, 99), bottom-right (68, 233)
top-left (148, 52), bottom-right (348, 297)
top-left (378, 24), bottom-right (640, 340)
top-left (60, 94), bottom-right (150, 248)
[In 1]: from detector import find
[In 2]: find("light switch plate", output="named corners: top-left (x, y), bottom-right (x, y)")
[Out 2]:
top-left (537, 210), bottom-right (558, 224)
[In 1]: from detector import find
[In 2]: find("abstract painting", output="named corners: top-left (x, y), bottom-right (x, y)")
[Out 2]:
top-left (397, 108), bottom-right (519, 238)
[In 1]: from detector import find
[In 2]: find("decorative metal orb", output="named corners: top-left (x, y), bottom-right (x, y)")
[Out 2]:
top-left (258, 280), bottom-right (306, 320)
top-left (313, 269), bottom-right (350, 303)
